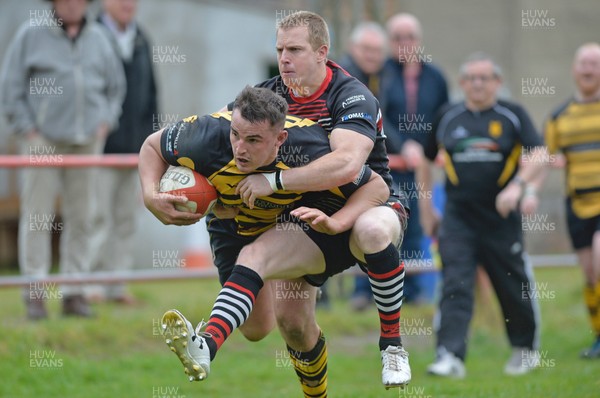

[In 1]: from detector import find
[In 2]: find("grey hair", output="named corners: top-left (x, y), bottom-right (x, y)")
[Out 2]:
top-left (460, 51), bottom-right (502, 78)
top-left (349, 22), bottom-right (387, 45)
top-left (459, 52), bottom-right (503, 78)
top-left (386, 13), bottom-right (423, 40)
top-left (232, 86), bottom-right (288, 129)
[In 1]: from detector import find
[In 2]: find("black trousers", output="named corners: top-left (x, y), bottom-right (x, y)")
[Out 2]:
top-left (435, 199), bottom-right (540, 360)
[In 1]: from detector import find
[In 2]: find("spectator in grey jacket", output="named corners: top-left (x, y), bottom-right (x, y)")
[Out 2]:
top-left (0, 0), bottom-right (125, 319)
top-left (87, 0), bottom-right (158, 304)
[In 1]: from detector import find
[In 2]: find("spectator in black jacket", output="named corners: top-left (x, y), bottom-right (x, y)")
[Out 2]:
top-left (90, 0), bottom-right (158, 304)
top-left (381, 13), bottom-right (448, 302)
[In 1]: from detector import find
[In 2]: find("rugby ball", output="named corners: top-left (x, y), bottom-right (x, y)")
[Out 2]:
top-left (159, 166), bottom-right (218, 217)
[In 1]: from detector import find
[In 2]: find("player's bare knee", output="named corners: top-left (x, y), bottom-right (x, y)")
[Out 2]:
top-left (239, 322), bottom-right (274, 342)
top-left (352, 215), bottom-right (397, 253)
top-left (237, 242), bottom-right (269, 275)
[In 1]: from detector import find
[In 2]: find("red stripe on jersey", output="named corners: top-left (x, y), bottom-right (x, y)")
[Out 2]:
top-left (290, 67), bottom-right (333, 104)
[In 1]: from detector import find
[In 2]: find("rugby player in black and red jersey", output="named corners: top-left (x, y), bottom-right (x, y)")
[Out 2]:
top-left (140, 86), bottom-right (407, 393)
top-left (229, 11), bottom-right (411, 394)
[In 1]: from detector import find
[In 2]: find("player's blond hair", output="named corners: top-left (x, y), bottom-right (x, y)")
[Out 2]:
top-left (277, 11), bottom-right (330, 51)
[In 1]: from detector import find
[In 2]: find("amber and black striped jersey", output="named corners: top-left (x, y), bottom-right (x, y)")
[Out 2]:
top-left (545, 98), bottom-right (600, 218)
top-left (425, 100), bottom-right (542, 203)
top-left (229, 60), bottom-right (394, 193)
top-left (160, 112), bottom-right (372, 236)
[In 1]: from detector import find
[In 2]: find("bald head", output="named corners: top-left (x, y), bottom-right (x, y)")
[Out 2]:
top-left (386, 13), bottom-right (423, 63)
top-left (573, 42), bottom-right (600, 100)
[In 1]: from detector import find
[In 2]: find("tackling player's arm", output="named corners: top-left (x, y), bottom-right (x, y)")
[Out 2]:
top-left (292, 169), bottom-right (388, 235)
top-left (237, 84), bottom-right (380, 208)
top-left (281, 127), bottom-right (374, 190)
top-left (139, 129), bottom-right (203, 226)
top-left (237, 127), bottom-right (373, 208)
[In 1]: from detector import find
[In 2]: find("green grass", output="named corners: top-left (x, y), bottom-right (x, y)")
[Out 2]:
top-left (1, 267), bottom-right (599, 398)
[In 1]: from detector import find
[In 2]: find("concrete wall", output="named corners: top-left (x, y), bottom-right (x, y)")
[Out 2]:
top-left (0, 0), bottom-right (597, 265)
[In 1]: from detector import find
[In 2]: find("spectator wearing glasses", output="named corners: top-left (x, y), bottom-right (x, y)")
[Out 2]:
top-left (418, 52), bottom-right (547, 377)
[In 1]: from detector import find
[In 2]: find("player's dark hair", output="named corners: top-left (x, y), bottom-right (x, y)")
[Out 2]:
top-left (232, 86), bottom-right (288, 130)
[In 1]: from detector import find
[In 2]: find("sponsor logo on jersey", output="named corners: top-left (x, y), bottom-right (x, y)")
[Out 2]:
top-left (340, 112), bottom-right (373, 122)
top-left (341, 94), bottom-right (366, 108)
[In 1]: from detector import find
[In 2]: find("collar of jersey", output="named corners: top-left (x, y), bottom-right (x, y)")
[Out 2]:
top-left (289, 65), bottom-right (333, 104)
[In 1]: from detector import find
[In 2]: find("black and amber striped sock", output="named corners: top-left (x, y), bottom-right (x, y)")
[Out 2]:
top-left (288, 331), bottom-right (328, 398)
top-left (204, 265), bottom-right (263, 360)
top-left (365, 243), bottom-right (404, 351)
top-left (592, 282), bottom-right (600, 336)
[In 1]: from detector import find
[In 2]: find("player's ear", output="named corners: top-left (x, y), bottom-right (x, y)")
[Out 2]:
top-left (316, 45), bottom-right (328, 63)
top-left (276, 129), bottom-right (288, 146)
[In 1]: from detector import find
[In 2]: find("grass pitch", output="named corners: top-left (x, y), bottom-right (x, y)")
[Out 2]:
top-left (1, 267), bottom-right (599, 398)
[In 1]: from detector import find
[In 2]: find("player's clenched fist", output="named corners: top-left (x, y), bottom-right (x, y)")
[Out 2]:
top-left (236, 174), bottom-right (274, 209)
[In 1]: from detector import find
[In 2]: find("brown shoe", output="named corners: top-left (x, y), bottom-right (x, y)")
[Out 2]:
top-left (62, 295), bottom-right (94, 318)
top-left (26, 298), bottom-right (48, 320)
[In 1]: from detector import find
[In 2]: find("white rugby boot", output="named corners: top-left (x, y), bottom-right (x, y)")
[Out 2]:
top-left (161, 309), bottom-right (211, 381)
top-left (381, 345), bottom-right (411, 389)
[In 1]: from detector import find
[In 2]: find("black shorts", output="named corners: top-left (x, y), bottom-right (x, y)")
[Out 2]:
top-left (301, 223), bottom-right (357, 287)
top-left (206, 214), bottom-right (260, 286)
top-left (300, 198), bottom-right (408, 287)
top-left (207, 213), bottom-right (357, 288)
top-left (566, 198), bottom-right (600, 249)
